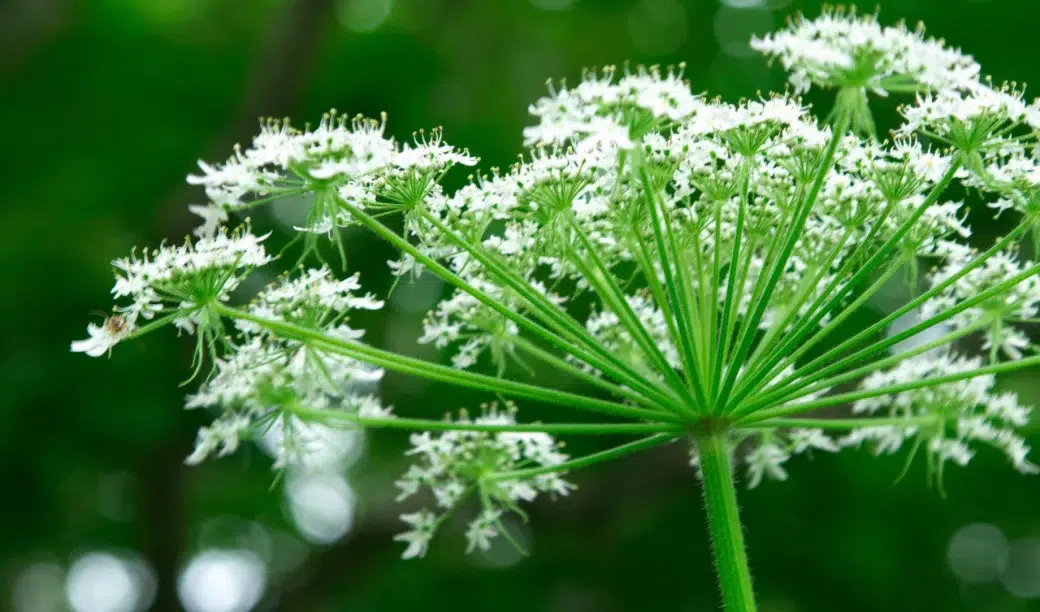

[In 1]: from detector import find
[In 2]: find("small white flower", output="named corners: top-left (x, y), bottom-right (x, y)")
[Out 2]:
top-left (745, 442), bottom-right (790, 488)
top-left (71, 316), bottom-right (134, 358)
top-left (465, 508), bottom-right (502, 553)
top-left (394, 511), bottom-right (438, 559)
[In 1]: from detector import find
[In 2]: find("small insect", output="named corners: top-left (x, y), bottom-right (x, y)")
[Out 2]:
top-left (104, 314), bottom-right (131, 336)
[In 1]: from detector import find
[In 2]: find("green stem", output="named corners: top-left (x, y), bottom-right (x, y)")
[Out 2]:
top-left (635, 150), bottom-right (710, 410)
top-left (762, 218), bottom-right (1032, 398)
top-left (741, 319), bottom-right (989, 415)
top-left (696, 430), bottom-right (757, 612)
top-left (511, 336), bottom-right (667, 412)
top-left (564, 214), bottom-right (696, 413)
top-left (737, 416), bottom-right (938, 431)
top-left (293, 407), bottom-right (681, 435)
top-left (741, 352), bottom-right (1040, 424)
top-left (486, 433), bottom-right (677, 481)
top-left (339, 197), bottom-right (680, 410)
top-left (714, 114), bottom-right (849, 413)
top-left (217, 304), bottom-right (677, 423)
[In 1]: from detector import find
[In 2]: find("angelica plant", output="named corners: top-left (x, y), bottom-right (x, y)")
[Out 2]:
top-left (74, 8), bottom-right (1040, 610)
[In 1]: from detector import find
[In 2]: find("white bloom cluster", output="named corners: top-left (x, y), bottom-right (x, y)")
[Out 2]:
top-left (187, 112), bottom-right (476, 237)
top-left (394, 404), bottom-right (572, 558)
top-left (524, 65), bottom-right (699, 149)
top-left (183, 268), bottom-right (390, 467)
top-left (843, 352), bottom-right (1037, 477)
top-left (115, 226), bottom-right (270, 324)
top-left (751, 9), bottom-right (979, 96)
top-left (922, 247), bottom-right (1040, 359)
top-left (71, 226), bottom-right (272, 357)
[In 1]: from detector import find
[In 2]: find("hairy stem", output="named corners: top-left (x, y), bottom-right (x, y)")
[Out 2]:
top-left (696, 430), bottom-right (757, 612)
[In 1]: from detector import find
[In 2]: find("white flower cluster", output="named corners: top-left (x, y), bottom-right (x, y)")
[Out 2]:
top-left (751, 9), bottom-right (979, 96)
top-left (922, 247), bottom-right (1040, 359)
top-left (844, 352), bottom-right (1037, 476)
top-left (523, 65), bottom-right (699, 149)
top-left (114, 226), bottom-right (270, 323)
top-left (187, 112), bottom-right (476, 236)
top-left (394, 404), bottom-right (572, 558)
top-left (71, 226), bottom-right (272, 357)
top-left (183, 268), bottom-right (390, 467)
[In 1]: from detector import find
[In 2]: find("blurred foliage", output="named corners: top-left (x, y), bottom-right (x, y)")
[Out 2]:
top-left (3, 0), bottom-right (1040, 610)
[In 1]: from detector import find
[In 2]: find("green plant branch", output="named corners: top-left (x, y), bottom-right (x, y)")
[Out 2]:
top-left (761, 216), bottom-right (1033, 396)
top-left (725, 252), bottom-right (908, 413)
top-left (737, 415), bottom-right (939, 430)
top-left (728, 158), bottom-right (962, 413)
top-left (216, 304), bottom-right (678, 423)
top-left (635, 150), bottom-right (710, 411)
top-left (714, 113), bottom-right (850, 414)
top-left (336, 198), bottom-right (679, 410)
top-left (732, 259), bottom-right (1040, 418)
top-left (564, 214), bottom-right (697, 413)
top-left (414, 206), bottom-right (687, 409)
top-left (510, 336), bottom-right (681, 413)
top-left (292, 407), bottom-right (682, 435)
top-left (739, 352), bottom-right (1040, 424)
top-left (740, 318), bottom-right (989, 414)
top-left (485, 432), bottom-right (678, 481)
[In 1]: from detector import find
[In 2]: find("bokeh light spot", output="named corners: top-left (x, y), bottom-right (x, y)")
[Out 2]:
top-left (947, 523), bottom-right (1009, 584)
top-left (177, 550), bottom-right (266, 612)
top-left (13, 563), bottom-right (65, 612)
top-left (1001, 537), bottom-right (1040, 598)
top-left (287, 471), bottom-right (356, 545)
top-left (66, 552), bottom-right (153, 612)
top-left (337, 0), bottom-right (393, 33)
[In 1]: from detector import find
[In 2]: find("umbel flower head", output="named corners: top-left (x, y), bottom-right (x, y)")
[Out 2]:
top-left (74, 9), bottom-right (1040, 605)
top-left (752, 7), bottom-right (981, 136)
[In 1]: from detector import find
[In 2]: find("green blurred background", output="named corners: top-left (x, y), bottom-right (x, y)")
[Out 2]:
top-left (3, 0), bottom-right (1040, 610)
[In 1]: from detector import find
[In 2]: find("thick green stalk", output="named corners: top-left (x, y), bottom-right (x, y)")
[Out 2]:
top-left (696, 430), bottom-right (757, 612)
